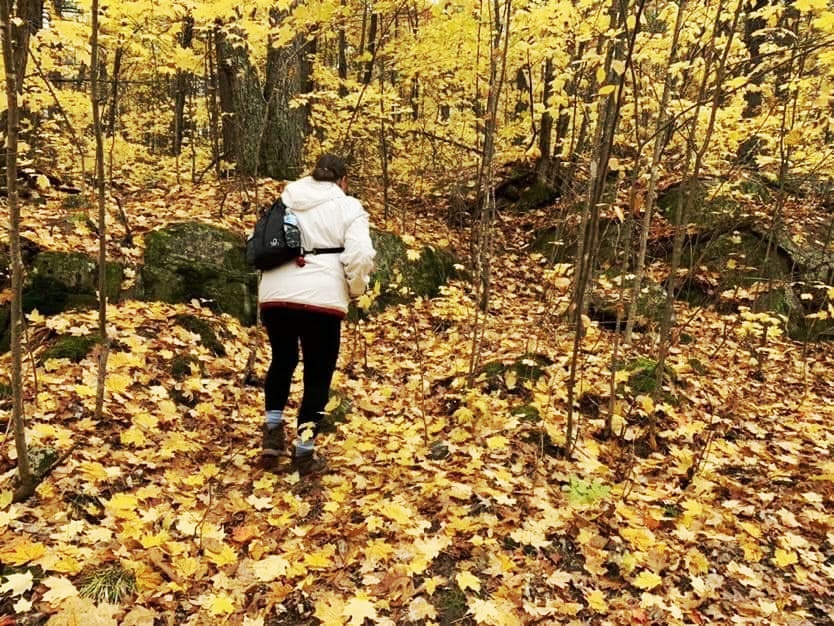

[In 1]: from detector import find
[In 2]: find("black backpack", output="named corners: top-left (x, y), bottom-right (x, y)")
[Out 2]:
top-left (246, 198), bottom-right (344, 270)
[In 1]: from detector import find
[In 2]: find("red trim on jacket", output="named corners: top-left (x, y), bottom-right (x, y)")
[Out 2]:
top-left (259, 301), bottom-right (346, 319)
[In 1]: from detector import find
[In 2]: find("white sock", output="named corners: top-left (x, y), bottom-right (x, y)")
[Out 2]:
top-left (265, 410), bottom-right (284, 428)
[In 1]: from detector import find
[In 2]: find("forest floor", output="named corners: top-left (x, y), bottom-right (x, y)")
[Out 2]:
top-left (1, 181), bottom-right (834, 626)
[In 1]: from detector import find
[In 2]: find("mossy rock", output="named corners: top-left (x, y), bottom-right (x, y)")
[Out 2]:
top-left (530, 216), bottom-right (629, 266)
top-left (478, 353), bottom-right (552, 390)
top-left (617, 357), bottom-right (678, 396)
top-left (41, 333), bottom-right (101, 363)
top-left (350, 230), bottom-right (462, 320)
top-left (657, 179), bottom-right (747, 230)
top-left (588, 279), bottom-right (668, 331)
top-left (777, 283), bottom-right (834, 341)
top-left (434, 584), bottom-right (471, 626)
top-left (28, 445), bottom-right (58, 479)
top-left (514, 180), bottom-right (558, 213)
top-left (141, 222), bottom-right (257, 325)
top-left (170, 353), bottom-right (200, 380)
top-left (22, 251), bottom-right (124, 316)
top-left (174, 314), bottom-right (226, 357)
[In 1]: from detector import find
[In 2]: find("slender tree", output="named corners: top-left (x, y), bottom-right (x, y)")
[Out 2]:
top-left (2, 0), bottom-right (37, 501)
top-left (90, 0), bottom-right (109, 421)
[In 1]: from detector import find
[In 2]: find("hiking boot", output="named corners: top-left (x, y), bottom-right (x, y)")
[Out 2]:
top-left (291, 450), bottom-right (327, 476)
top-left (262, 424), bottom-right (286, 460)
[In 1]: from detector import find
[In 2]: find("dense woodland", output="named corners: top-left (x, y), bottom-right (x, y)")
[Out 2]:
top-left (1, 0), bottom-right (834, 624)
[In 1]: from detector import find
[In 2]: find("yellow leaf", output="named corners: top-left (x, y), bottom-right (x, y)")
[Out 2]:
top-left (598, 84), bottom-right (616, 96)
top-left (486, 435), bottom-right (509, 450)
top-left (40, 576), bottom-right (79, 605)
top-left (121, 426), bottom-right (147, 447)
top-left (407, 595), bottom-right (438, 621)
top-left (795, 0), bottom-right (826, 11)
top-left (773, 548), bottom-right (798, 567)
top-left (406, 249), bottom-right (421, 261)
top-left (253, 555), bottom-right (289, 582)
top-left (0, 538), bottom-right (48, 565)
top-left (378, 500), bottom-right (414, 525)
top-left (27, 309), bottom-right (45, 324)
top-left (314, 592), bottom-right (347, 626)
top-left (620, 526), bottom-right (655, 551)
top-left (637, 395), bottom-right (655, 414)
top-left (0, 490), bottom-right (12, 509)
top-left (106, 373), bottom-right (133, 394)
top-left (304, 545), bottom-right (335, 569)
top-left (585, 588), bottom-right (608, 612)
top-left (208, 592), bottom-right (236, 615)
top-left (204, 542), bottom-right (238, 567)
top-left (632, 570), bottom-right (663, 590)
top-left (456, 570), bottom-right (481, 592)
top-left (342, 593), bottom-right (378, 625)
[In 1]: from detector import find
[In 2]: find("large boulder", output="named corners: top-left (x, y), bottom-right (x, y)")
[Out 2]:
top-left (23, 251), bottom-right (125, 315)
top-left (140, 222), bottom-right (257, 326)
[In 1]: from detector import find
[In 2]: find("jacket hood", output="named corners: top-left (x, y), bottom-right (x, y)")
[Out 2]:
top-left (282, 176), bottom-right (345, 212)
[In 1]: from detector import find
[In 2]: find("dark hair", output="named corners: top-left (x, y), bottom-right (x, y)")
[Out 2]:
top-left (311, 153), bottom-right (347, 182)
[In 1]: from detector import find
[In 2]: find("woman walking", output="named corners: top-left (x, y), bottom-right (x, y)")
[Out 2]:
top-left (259, 154), bottom-right (375, 474)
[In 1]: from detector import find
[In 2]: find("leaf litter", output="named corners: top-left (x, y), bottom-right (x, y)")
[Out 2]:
top-left (0, 183), bottom-right (833, 625)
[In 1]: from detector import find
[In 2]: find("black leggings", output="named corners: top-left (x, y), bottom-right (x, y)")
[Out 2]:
top-left (261, 307), bottom-right (342, 438)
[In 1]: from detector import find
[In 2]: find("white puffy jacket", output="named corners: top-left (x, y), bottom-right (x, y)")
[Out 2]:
top-left (258, 176), bottom-right (376, 317)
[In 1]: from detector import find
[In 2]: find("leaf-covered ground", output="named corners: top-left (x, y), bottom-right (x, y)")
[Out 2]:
top-left (2, 184), bottom-right (834, 625)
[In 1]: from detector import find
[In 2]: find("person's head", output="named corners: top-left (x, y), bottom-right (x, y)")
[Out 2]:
top-left (311, 154), bottom-right (347, 189)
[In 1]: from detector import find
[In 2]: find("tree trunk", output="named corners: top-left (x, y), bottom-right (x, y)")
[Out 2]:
top-left (363, 12), bottom-right (378, 85)
top-left (2, 0), bottom-right (36, 501)
top-left (172, 16), bottom-right (194, 156)
top-left (624, 0), bottom-right (687, 343)
top-left (90, 0), bottom-right (110, 422)
top-left (259, 28), bottom-right (315, 180)
top-left (537, 57), bottom-right (554, 174)
top-left (106, 46), bottom-right (122, 137)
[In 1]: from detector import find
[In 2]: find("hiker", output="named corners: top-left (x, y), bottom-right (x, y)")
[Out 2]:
top-left (259, 154), bottom-right (376, 474)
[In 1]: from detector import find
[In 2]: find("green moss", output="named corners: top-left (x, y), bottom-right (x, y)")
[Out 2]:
top-left (435, 584), bottom-right (470, 626)
top-left (61, 194), bottom-right (90, 210)
top-left (515, 180), bottom-right (557, 212)
top-left (350, 230), bottom-right (462, 321)
top-left (512, 404), bottom-right (541, 423)
top-left (174, 314), bottom-right (226, 356)
top-left (170, 353), bottom-right (199, 380)
top-left (42, 334), bottom-right (100, 363)
top-left (27, 445), bottom-right (58, 478)
top-left (141, 223), bottom-right (257, 325)
top-left (23, 252), bottom-right (123, 315)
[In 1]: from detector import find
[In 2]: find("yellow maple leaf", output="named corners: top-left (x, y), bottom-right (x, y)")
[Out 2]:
top-left (121, 426), bottom-right (147, 447)
top-left (378, 500), bottom-right (413, 525)
top-left (304, 546), bottom-right (335, 569)
top-left (207, 592), bottom-right (236, 615)
top-left (486, 435), bottom-right (509, 450)
top-left (773, 548), bottom-right (798, 567)
top-left (0, 538), bottom-right (47, 566)
top-left (620, 526), bottom-right (655, 551)
top-left (407, 596), bottom-right (438, 621)
top-left (795, 0), bottom-right (827, 11)
top-left (632, 570), bottom-right (663, 590)
top-left (204, 542), bottom-right (238, 567)
top-left (314, 592), bottom-right (347, 626)
top-left (342, 593), bottom-right (378, 625)
top-left (106, 373), bottom-right (133, 394)
top-left (456, 570), bottom-right (481, 592)
top-left (253, 555), bottom-right (289, 582)
top-left (0, 489), bottom-right (12, 509)
top-left (585, 588), bottom-right (608, 612)
top-left (40, 576), bottom-right (79, 605)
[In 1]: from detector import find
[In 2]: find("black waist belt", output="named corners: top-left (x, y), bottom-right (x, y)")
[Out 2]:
top-left (305, 247), bottom-right (344, 254)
